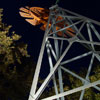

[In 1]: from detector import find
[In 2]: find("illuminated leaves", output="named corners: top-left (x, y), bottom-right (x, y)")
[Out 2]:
top-left (0, 8), bottom-right (35, 100)
top-left (12, 33), bottom-right (21, 41)
top-left (0, 9), bottom-right (29, 66)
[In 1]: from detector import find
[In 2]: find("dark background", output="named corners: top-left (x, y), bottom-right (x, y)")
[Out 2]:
top-left (0, 0), bottom-right (100, 62)
top-left (0, 1), bottom-right (100, 99)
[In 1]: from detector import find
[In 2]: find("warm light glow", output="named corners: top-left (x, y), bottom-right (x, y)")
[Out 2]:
top-left (19, 6), bottom-right (75, 37)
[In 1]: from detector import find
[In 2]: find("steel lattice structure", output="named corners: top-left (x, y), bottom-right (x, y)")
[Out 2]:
top-left (28, 5), bottom-right (100, 100)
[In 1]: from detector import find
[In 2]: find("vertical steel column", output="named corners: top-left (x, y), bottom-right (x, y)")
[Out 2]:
top-left (79, 54), bottom-right (94, 100)
top-left (87, 22), bottom-right (95, 51)
top-left (46, 41), bottom-right (59, 100)
top-left (90, 23), bottom-right (100, 40)
top-left (28, 10), bottom-right (52, 100)
top-left (48, 41), bottom-right (57, 60)
top-left (52, 7), bottom-right (65, 100)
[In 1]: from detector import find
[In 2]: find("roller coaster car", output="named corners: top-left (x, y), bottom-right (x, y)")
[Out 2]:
top-left (19, 6), bottom-right (75, 38)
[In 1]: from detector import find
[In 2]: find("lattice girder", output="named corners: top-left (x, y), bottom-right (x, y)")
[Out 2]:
top-left (28, 5), bottom-right (100, 100)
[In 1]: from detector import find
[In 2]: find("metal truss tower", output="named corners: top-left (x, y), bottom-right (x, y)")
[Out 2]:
top-left (28, 5), bottom-right (100, 100)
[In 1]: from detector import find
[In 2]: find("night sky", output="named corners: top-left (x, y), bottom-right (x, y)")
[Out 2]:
top-left (0, 1), bottom-right (100, 99)
top-left (1, 0), bottom-right (100, 62)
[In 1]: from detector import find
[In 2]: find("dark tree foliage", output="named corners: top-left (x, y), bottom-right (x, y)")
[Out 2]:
top-left (0, 8), bottom-right (36, 100)
top-left (0, 8), bottom-right (100, 100)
